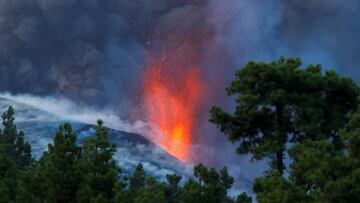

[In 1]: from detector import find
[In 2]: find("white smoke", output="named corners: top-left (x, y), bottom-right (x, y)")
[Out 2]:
top-left (0, 92), bottom-right (150, 135)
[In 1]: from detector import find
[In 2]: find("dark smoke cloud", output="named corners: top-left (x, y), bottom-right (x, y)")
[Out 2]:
top-left (1, 0), bottom-right (360, 190)
top-left (207, 0), bottom-right (360, 74)
top-left (1, 0), bottom-right (358, 109)
top-left (0, 0), bottom-right (197, 115)
top-left (278, 0), bottom-right (360, 75)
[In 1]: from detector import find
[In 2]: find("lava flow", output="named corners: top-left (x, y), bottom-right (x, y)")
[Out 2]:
top-left (143, 53), bottom-right (204, 162)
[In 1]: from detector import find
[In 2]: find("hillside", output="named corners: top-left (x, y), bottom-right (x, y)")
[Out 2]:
top-left (0, 96), bottom-right (187, 180)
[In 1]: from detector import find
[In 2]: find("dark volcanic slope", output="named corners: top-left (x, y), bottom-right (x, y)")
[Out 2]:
top-left (0, 97), bottom-right (187, 180)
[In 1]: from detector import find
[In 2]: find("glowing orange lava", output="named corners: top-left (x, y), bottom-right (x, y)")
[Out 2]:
top-left (141, 5), bottom-right (215, 162)
top-left (143, 54), bottom-right (204, 162)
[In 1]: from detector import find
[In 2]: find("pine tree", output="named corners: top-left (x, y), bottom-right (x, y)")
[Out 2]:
top-left (77, 120), bottom-right (120, 202)
top-left (180, 164), bottom-right (235, 203)
top-left (36, 123), bottom-right (82, 202)
top-left (0, 181), bottom-right (11, 203)
top-left (1, 106), bottom-right (17, 149)
top-left (235, 192), bottom-right (252, 203)
top-left (210, 57), bottom-right (359, 173)
top-left (253, 171), bottom-right (307, 203)
top-left (0, 106), bottom-right (32, 200)
top-left (0, 106), bottom-right (32, 168)
top-left (15, 164), bottom-right (38, 203)
top-left (134, 176), bottom-right (166, 203)
top-left (0, 151), bottom-right (16, 200)
top-left (253, 101), bottom-right (360, 203)
top-left (126, 163), bottom-right (164, 203)
top-left (165, 174), bottom-right (182, 203)
top-left (14, 131), bottom-right (32, 168)
top-left (130, 163), bottom-right (146, 190)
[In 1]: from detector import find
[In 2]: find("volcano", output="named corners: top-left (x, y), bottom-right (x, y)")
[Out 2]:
top-left (0, 96), bottom-right (187, 180)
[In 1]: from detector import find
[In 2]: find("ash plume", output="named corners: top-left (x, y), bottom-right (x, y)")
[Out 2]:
top-left (1, 0), bottom-right (358, 109)
top-left (0, 0), bottom-right (196, 115)
top-left (0, 0), bottom-right (360, 190)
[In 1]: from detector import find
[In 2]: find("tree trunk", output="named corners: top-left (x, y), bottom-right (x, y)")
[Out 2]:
top-left (276, 150), bottom-right (284, 174)
top-left (276, 104), bottom-right (286, 174)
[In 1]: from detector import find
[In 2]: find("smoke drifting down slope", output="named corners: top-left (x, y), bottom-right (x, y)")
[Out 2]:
top-left (0, 0), bottom-right (360, 173)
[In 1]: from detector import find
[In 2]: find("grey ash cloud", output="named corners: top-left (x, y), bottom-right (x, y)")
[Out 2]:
top-left (1, 0), bottom-right (359, 108)
top-left (0, 0), bottom-right (360, 184)
top-left (0, 0), bottom-right (202, 111)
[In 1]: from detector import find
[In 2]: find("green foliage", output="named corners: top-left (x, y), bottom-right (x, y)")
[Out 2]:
top-left (288, 140), bottom-right (360, 203)
top-left (0, 106), bottom-right (32, 168)
top-left (180, 164), bottom-right (234, 203)
top-left (0, 181), bottom-right (11, 203)
top-left (253, 171), bottom-right (307, 203)
top-left (1, 106), bottom-right (17, 147)
top-left (207, 57), bottom-right (360, 202)
top-left (165, 174), bottom-right (182, 203)
top-left (252, 101), bottom-right (360, 203)
top-left (0, 106), bottom-right (32, 201)
top-left (133, 176), bottom-right (166, 203)
top-left (78, 120), bottom-right (120, 201)
top-left (0, 150), bottom-right (16, 180)
top-left (15, 165), bottom-right (38, 203)
top-left (35, 123), bottom-right (82, 202)
top-left (235, 192), bottom-right (252, 203)
top-left (0, 109), bottom-right (243, 203)
top-left (210, 57), bottom-right (359, 173)
top-left (130, 163), bottom-right (146, 191)
top-left (124, 163), bottom-right (167, 203)
top-left (283, 105), bottom-right (360, 203)
top-left (14, 131), bottom-right (32, 169)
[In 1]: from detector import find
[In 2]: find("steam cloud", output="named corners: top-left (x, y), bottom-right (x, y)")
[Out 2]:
top-left (0, 0), bottom-right (359, 191)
